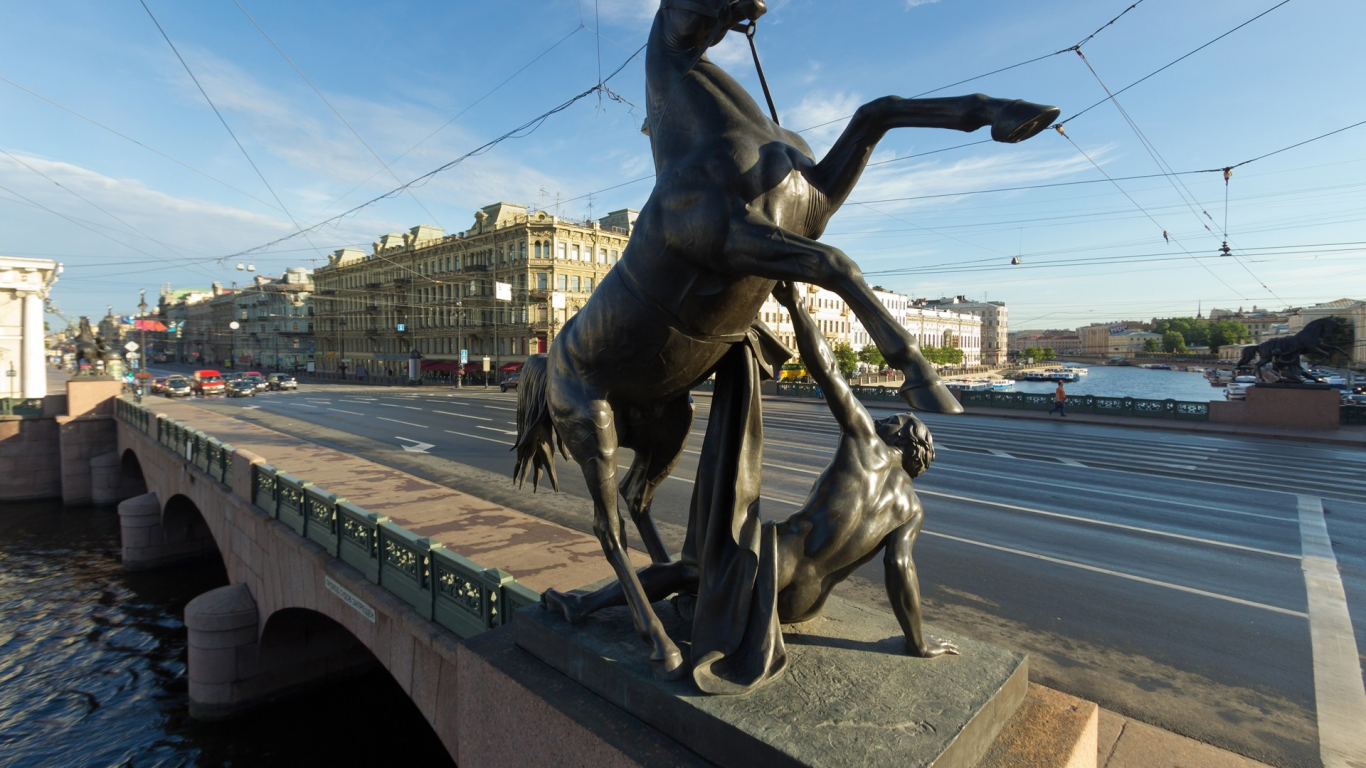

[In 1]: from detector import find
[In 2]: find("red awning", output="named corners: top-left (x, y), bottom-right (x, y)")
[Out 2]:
top-left (421, 360), bottom-right (462, 372)
top-left (498, 361), bottom-right (525, 372)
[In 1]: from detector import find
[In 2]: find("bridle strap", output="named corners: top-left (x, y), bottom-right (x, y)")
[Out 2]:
top-left (739, 21), bottom-right (780, 125)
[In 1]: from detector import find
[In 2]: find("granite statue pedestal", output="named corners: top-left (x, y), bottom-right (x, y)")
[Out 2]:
top-left (515, 593), bottom-right (1029, 768)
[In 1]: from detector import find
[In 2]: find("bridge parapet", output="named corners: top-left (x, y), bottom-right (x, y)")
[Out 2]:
top-left (113, 396), bottom-right (542, 638)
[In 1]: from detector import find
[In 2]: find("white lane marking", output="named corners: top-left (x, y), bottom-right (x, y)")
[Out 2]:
top-left (476, 425), bottom-right (519, 436)
top-left (434, 410), bottom-right (492, 421)
top-left (329, 408), bottom-right (364, 416)
top-left (919, 490), bottom-right (1297, 560)
top-left (1060, 458), bottom-right (1085, 467)
top-left (929, 465), bottom-right (1294, 523)
top-left (923, 530), bottom-right (1306, 618)
top-left (444, 428), bottom-right (510, 446)
top-left (1297, 495), bottom-right (1366, 768)
top-left (339, 399), bottom-right (371, 404)
top-left (689, 447), bottom-right (1294, 556)
top-left (377, 416), bottom-right (428, 428)
top-left (403, 406), bottom-right (422, 411)
top-left (305, 398), bottom-right (331, 403)
top-left (647, 465), bottom-right (803, 508)
top-left (381, 403), bottom-right (402, 408)
top-left (395, 436), bottom-right (435, 453)
top-left (483, 405), bottom-right (515, 412)
top-left (292, 403), bottom-right (319, 408)
top-left (988, 449), bottom-right (1014, 458)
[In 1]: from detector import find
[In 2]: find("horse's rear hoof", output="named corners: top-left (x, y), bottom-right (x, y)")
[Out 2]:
top-left (651, 646), bottom-right (688, 682)
top-left (992, 101), bottom-right (1060, 143)
top-left (900, 380), bottom-right (964, 414)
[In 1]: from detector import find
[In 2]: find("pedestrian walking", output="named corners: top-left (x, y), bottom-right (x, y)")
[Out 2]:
top-left (1048, 381), bottom-right (1067, 417)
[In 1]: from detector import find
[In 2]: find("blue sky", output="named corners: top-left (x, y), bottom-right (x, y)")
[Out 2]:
top-left (3, 0), bottom-right (1364, 330)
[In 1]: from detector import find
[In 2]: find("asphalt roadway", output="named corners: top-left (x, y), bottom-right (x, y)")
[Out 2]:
top-left (147, 367), bottom-right (1366, 768)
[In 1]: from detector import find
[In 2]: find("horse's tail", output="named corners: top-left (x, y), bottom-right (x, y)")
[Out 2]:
top-left (1235, 344), bottom-right (1258, 367)
top-left (512, 354), bottom-right (565, 492)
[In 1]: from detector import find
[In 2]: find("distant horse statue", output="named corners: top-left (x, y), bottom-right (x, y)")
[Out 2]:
top-left (1236, 318), bottom-right (1349, 382)
top-left (74, 317), bottom-right (107, 372)
top-left (515, 0), bottom-right (1058, 683)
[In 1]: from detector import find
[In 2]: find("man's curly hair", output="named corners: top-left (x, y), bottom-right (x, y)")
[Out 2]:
top-left (873, 413), bottom-right (935, 478)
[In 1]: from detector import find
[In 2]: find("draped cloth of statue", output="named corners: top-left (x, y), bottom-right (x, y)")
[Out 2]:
top-left (683, 324), bottom-right (791, 694)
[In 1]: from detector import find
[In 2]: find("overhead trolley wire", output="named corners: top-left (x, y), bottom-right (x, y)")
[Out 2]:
top-left (137, 0), bottom-right (327, 259)
top-left (1059, 0), bottom-right (1294, 126)
top-left (230, 0), bottom-right (445, 229)
top-left (0, 75), bottom-right (285, 214)
top-left (214, 42), bottom-right (647, 263)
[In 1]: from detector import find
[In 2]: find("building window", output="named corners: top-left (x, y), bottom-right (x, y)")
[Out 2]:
top-left (571, 275), bottom-right (581, 292)
top-left (557, 242), bottom-right (566, 259)
top-left (556, 274), bottom-right (567, 291)
top-left (537, 273), bottom-right (548, 290)
top-left (571, 244), bottom-right (580, 261)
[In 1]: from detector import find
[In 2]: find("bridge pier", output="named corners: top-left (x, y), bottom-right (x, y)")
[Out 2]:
top-left (118, 492), bottom-right (217, 571)
top-left (185, 584), bottom-right (376, 721)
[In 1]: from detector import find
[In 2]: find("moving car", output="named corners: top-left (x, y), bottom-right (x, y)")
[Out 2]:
top-left (267, 373), bottom-right (298, 391)
top-left (151, 377), bottom-right (169, 394)
top-left (164, 377), bottom-right (193, 398)
top-left (244, 373), bottom-right (268, 392)
top-left (192, 370), bottom-right (226, 396)
top-left (226, 379), bottom-right (257, 398)
top-left (500, 373), bottom-right (520, 392)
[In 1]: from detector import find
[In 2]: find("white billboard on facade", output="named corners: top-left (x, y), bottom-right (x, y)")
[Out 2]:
top-left (495, 282), bottom-right (512, 301)
top-left (551, 291), bottom-right (566, 309)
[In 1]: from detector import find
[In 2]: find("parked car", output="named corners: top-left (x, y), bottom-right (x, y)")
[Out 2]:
top-left (226, 380), bottom-right (257, 398)
top-left (1225, 375), bottom-right (1257, 400)
top-left (267, 373), bottom-right (298, 391)
top-left (164, 377), bottom-right (193, 398)
top-left (500, 373), bottom-right (520, 392)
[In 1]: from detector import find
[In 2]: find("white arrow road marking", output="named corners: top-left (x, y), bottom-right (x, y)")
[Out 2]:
top-left (242, 405), bottom-right (260, 410)
top-left (395, 436), bottom-right (435, 453)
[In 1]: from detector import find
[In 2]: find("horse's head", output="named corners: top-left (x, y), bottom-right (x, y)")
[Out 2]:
top-left (657, 0), bottom-right (766, 52)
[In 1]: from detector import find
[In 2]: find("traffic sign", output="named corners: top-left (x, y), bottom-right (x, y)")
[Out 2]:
top-left (483, 355), bottom-right (491, 372)
top-left (124, 341), bottom-right (139, 352)
top-left (460, 349), bottom-right (468, 364)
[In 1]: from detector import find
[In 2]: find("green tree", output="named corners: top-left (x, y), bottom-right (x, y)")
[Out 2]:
top-left (831, 342), bottom-right (859, 377)
top-left (1041, 347), bottom-right (1056, 361)
top-left (1206, 319), bottom-right (1250, 353)
top-left (1162, 330), bottom-right (1187, 354)
top-left (943, 347), bottom-right (965, 365)
top-left (1020, 346), bottom-right (1041, 362)
top-left (1143, 337), bottom-right (1161, 353)
top-left (857, 344), bottom-right (886, 369)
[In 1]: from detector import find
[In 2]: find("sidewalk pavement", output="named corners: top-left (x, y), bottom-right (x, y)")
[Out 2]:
top-left (153, 395), bottom-right (1281, 767)
top-left (149, 398), bottom-right (639, 593)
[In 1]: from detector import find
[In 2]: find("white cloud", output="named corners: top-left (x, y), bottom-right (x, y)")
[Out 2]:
top-left (783, 91), bottom-right (863, 153)
top-left (905, 0), bottom-right (941, 7)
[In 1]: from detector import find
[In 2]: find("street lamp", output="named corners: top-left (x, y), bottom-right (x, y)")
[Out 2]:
top-left (137, 289), bottom-right (148, 372)
top-left (229, 320), bottom-right (240, 369)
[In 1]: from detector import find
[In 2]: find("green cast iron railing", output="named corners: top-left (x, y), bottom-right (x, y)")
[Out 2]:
top-left (115, 396), bottom-right (541, 639)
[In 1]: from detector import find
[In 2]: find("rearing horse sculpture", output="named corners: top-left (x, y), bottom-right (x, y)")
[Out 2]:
top-left (516, 0), bottom-right (1058, 681)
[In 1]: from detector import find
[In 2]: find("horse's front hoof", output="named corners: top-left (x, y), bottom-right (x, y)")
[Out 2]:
top-left (900, 380), bottom-right (964, 415)
top-left (541, 589), bottom-right (586, 625)
top-left (651, 644), bottom-right (688, 682)
top-left (991, 101), bottom-right (1060, 143)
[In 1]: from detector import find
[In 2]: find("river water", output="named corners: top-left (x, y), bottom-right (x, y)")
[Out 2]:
top-left (0, 500), bottom-right (454, 767)
top-left (1009, 363), bottom-right (1226, 402)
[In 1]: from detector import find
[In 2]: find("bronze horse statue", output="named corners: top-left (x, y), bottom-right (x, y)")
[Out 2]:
top-left (1236, 317), bottom-right (1349, 382)
top-left (515, 0), bottom-right (1059, 680)
top-left (74, 317), bottom-right (107, 372)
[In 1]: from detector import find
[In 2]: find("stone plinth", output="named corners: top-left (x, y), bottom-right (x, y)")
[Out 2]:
top-left (1210, 385), bottom-right (1340, 430)
top-left (90, 450), bottom-right (122, 506)
top-left (516, 595), bottom-right (1028, 768)
top-left (0, 415), bottom-right (61, 501)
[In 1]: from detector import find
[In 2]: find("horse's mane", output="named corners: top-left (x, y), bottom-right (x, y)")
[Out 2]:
top-left (1299, 317), bottom-right (1337, 341)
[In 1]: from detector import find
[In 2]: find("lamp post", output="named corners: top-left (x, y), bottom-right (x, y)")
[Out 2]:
top-left (137, 289), bottom-right (148, 373)
top-left (229, 320), bottom-right (240, 368)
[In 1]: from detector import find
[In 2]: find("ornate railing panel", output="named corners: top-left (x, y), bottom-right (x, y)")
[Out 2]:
top-left (303, 487), bottom-right (345, 555)
top-left (275, 473), bottom-right (312, 536)
top-left (338, 502), bottom-right (388, 583)
top-left (432, 550), bottom-right (513, 637)
top-left (252, 463), bottom-right (279, 517)
top-left (957, 390), bottom-right (1211, 421)
top-left (378, 523), bottom-right (442, 620)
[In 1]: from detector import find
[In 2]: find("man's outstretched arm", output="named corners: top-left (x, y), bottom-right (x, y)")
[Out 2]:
top-left (772, 281), bottom-right (875, 437)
